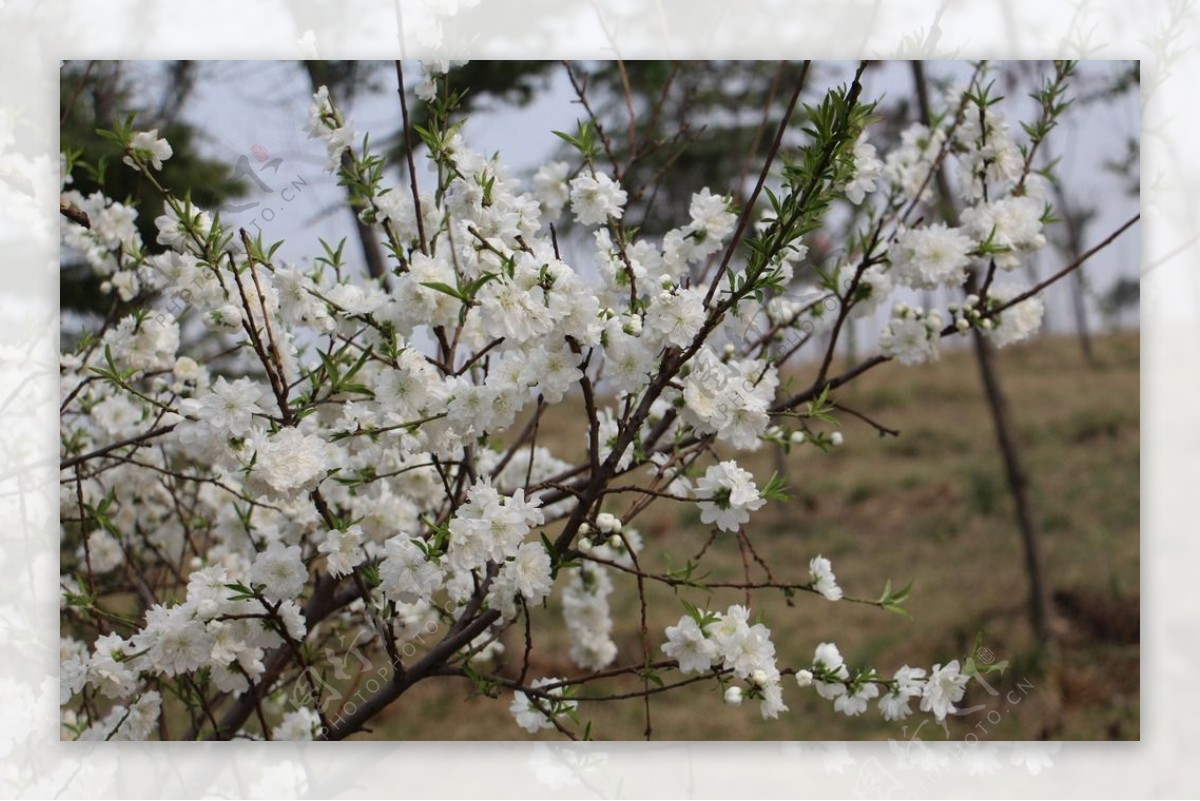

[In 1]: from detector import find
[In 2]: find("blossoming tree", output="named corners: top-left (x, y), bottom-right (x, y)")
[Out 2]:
top-left (58, 60), bottom-right (1137, 740)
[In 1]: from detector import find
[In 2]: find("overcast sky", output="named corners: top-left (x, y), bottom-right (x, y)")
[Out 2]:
top-left (123, 60), bottom-right (1140, 346)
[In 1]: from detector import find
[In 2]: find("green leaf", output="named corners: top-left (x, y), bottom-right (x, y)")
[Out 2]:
top-left (760, 472), bottom-right (790, 502)
top-left (888, 579), bottom-right (913, 605)
top-left (878, 578), bottom-right (914, 617)
top-left (223, 581), bottom-right (262, 602)
top-left (419, 281), bottom-right (466, 302)
top-left (316, 348), bottom-right (341, 387)
top-left (638, 668), bottom-right (665, 688)
top-left (551, 129), bottom-right (580, 149)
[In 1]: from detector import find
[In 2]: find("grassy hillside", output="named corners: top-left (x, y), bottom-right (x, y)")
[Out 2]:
top-left (372, 331), bottom-right (1139, 741)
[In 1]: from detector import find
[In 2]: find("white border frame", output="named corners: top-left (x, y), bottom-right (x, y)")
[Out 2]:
top-left (2, 0), bottom-right (1192, 796)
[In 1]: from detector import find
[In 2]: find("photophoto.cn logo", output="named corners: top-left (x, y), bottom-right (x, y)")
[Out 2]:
top-left (220, 144), bottom-right (309, 235)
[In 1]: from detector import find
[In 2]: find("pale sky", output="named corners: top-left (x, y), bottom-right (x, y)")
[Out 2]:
top-left (123, 60), bottom-right (1141, 346)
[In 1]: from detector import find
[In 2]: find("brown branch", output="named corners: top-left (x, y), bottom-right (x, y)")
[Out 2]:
top-left (733, 61), bottom-right (785, 208)
top-left (702, 61), bottom-right (810, 307)
top-left (60, 197), bottom-right (91, 228)
top-left (829, 401), bottom-right (900, 438)
top-left (395, 60), bottom-right (429, 256)
top-left (60, 424), bottom-right (177, 471)
top-left (978, 213), bottom-right (1140, 320)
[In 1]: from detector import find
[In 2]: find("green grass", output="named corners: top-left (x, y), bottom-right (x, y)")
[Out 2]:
top-left (368, 331), bottom-right (1139, 741)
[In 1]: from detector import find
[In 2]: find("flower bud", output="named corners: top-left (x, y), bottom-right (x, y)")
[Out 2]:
top-left (596, 512), bottom-right (622, 534)
top-left (795, 669), bottom-right (814, 688)
top-left (174, 356), bottom-right (200, 381)
top-left (790, 431), bottom-right (807, 445)
top-left (829, 431), bottom-right (844, 447)
top-left (724, 686), bottom-right (744, 706)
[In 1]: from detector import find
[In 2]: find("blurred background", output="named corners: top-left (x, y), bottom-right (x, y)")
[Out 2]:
top-left (60, 60), bottom-right (1139, 740)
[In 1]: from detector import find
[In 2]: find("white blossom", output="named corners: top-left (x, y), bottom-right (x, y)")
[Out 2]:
top-left (834, 682), bottom-right (880, 716)
top-left (843, 132), bottom-right (882, 204)
top-left (693, 461), bottom-right (767, 533)
top-left (60, 638), bottom-right (89, 704)
top-left (379, 537), bottom-right (444, 605)
top-left (921, 660), bottom-right (970, 721)
top-left (318, 525), bottom-right (366, 578)
top-left (879, 665), bottom-right (926, 721)
top-left (984, 284), bottom-right (1045, 348)
top-left (562, 563), bottom-right (617, 670)
top-left (133, 605), bottom-right (214, 677)
top-left (533, 161), bottom-right (570, 220)
top-left (251, 542), bottom-right (308, 603)
top-left (78, 529), bottom-right (124, 574)
top-left (87, 633), bottom-right (140, 700)
top-left (510, 677), bottom-right (576, 733)
top-left (961, 196), bottom-right (1047, 270)
top-left (889, 223), bottom-right (975, 289)
top-left (248, 428), bottom-right (331, 498)
top-left (569, 172), bottom-right (627, 225)
top-left (644, 287), bottom-right (705, 349)
top-left (662, 615), bottom-right (719, 674)
top-left (809, 555), bottom-right (843, 601)
top-left (124, 130), bottom-right (173, 171)
top-left (273, 707), bottom-right (321, 740)
top-left (880, 304), bottom-right (944, 366)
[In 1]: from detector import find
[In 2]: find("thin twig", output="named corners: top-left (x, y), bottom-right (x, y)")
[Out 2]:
top-left (703, 61), bottom-right (811, 306)
top-left (395, 60), bottom-right (429, 255)
top-left (60, 425), bottom-right (177, 471)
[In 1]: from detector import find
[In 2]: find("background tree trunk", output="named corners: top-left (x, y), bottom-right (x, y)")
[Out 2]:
top-left (302, 60), bottom-right (391, 287)
top-left (971, 327), bottom-right (1053, 645)
top-left (912, 61), bottom-right (1055, 647)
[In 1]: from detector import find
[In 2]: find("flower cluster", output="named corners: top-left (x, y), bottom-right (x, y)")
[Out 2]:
top-left (961, 196), bottom-right (1048, 271)
top-left (879, 303), bottom-right (945, 365)
top-left (662, 605), bottom-right (788, 719)
top-left (843, 132), bottom-right (883, 204)
top-left (888, 223), bottom-right (975, 289)
top-left (60, 190), bottom-right (141, 277)
top-left (510, 677), bottom-right (577, 733)
top-left (561, 561), bottom-right (617, 670)
top-left (803, 642), bottom-right (970, 723)
top-left (680, 348), bottom-right (777, 450)
top-left (61, 557), bottom-right (310, 739)
top-left (569, 171), bottom-right (627, 225)
top-left (56, 61), bottom-right (1122, 741)
top-left (947, 287), bottom-right (1045, 349)
top-left (663, 188), bottom-right (738, 263)
top-left (306, 85), bottom-right (356, 172)
top-left (980, 285), bottom-right (1046, 347)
